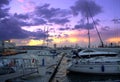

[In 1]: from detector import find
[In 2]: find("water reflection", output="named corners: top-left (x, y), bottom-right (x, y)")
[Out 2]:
top-left (65, 72), bottom-right (120, 82)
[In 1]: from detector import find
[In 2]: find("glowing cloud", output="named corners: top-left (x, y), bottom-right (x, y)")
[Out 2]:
top-left (17, 0), bottom-right (24, 3)
top-left (21, 1), bottom-right (36, 12)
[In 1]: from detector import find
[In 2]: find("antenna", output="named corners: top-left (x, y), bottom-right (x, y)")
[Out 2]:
top-left (42, 26), bottom-right (46, 46)
top-left (46, 26), bottom-right (49, 46)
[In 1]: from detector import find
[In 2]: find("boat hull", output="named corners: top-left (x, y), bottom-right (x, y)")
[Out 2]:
top-left (67, 63), bottom-right (120, 75)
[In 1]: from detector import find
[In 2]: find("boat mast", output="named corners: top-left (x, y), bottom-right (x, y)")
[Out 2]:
top-left (42, 26), bottom-right (46, 46)
top-left (91, 16), bottom-right (104, 47)
top-left (86, 2), bottom-right (90, 48)
top-left (87, 16), bottom-right (90, 48)
top-left (2, 41), bottom-right (4, 54)
top-left (86, 2), bottom-right (104, 47)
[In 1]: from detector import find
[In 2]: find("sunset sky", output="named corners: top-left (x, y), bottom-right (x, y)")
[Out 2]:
top-left (0, 0), bottom-right (120, 47)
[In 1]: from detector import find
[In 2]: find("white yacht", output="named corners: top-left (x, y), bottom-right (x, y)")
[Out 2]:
top-left (67, 49), bottom-right (120, 75)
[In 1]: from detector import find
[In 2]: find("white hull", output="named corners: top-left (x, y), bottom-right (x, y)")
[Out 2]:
top-left (67, 62), bottom-right (120, 74)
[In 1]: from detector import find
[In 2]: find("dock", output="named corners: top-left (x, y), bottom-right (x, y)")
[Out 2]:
top-left (0, 70), bottom-right (38, 82)
top-left (53, 53), bottom-right (68, 82)
top-left (19, 52), bottom-right (66, 82)
top-left (0, 50), bottom-right (67, 82)
top-left (0, 58), bottom-right (39, 82)
top-left (48, 53), bottom-right (65, 82)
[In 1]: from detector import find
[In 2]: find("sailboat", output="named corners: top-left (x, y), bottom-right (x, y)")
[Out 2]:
top-left (67, 3), bottom-right (120, 75)
top-left (67, 48), bottom-right (120, 74)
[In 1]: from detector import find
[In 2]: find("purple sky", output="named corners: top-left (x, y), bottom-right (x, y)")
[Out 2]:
top-left (0, 0), bottom-right (120, 47)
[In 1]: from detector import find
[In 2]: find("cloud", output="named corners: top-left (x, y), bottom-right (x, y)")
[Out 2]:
top-left (64, 34), bottom-right (69, 37)
top-left (49, 18), bottom-right (69, 25)
top-left (34, 4), bottom-right (57, 19)
top-left (71, 0), bottom-right (102, 17)
top-left (34, 4), bottom-right (68, 19)
top-left (0, 0), bottom-right (9, 7)
top-left (112, 18), bottom-right (120, 24)
top-left (32, 18), bottom-right (47, 25)
top-left (34, 3), bottom-right (71, 25)
top-left (13, 3), bottom-right (71, 26)
top-left (0, 0), bottom-right (10, 18)
top-left (74, 23), bottom-right (93, 30)
top-left (14, 13), bottom-right (47, 26)
top-left (74, 19), bottom-right (100, 30)
top-left (0, 17), bottom-right (29, 40)
top-left (46, 39), bottom-right (53, 42)
top-left (59, 27), bottom-right (70, 31)
top-left (100, 27), bottom-right (120, 39)
top-left (0, 2), bottom-right (72, 41)
top-left (0, 16), bottom-right (48, 40)
top-left (18, 21), bottom-right (32, 26)
top-left (17, 0), bottom-right (24, 3)
top-left (0, 0), bottom-right (27, 40)
top-left (17, 18), bottom-right (47, 26)
top-left (0, 8), bottom-right (9, 18)
top-left (29, 30), bottom-right (48, 40)
top-left (14, 13), bottom-right (29, 20)
top-left (26, 1), bottom-right (36, 10)
top-left (13, 13), bottom-right (33, 26)
top-left (21, 1), bottom-right (36, 12)
top-left (101, 26), bottom-right (110, 31)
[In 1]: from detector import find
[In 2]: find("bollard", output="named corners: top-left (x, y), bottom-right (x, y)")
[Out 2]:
top-left (42, 58), bottom-right (45, 66)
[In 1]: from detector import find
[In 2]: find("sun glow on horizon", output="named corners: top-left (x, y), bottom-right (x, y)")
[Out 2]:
top-left (106, 37), bottom-right (120, 43)
top-left (68, 37), bottom-right (78, 43)
top-left (27, 39), bottom-right (43, 46)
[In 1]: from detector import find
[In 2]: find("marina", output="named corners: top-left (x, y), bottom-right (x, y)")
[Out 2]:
top-left (0, 0), bottom-right (120, 82)
top-left (0, 48), bottom-right (120, 82)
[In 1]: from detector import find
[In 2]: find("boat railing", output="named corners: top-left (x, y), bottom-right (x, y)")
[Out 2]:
top-left (78, 61), bottom-right (120, 65)
top-left (0, 58), bottom-right (39, 74)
